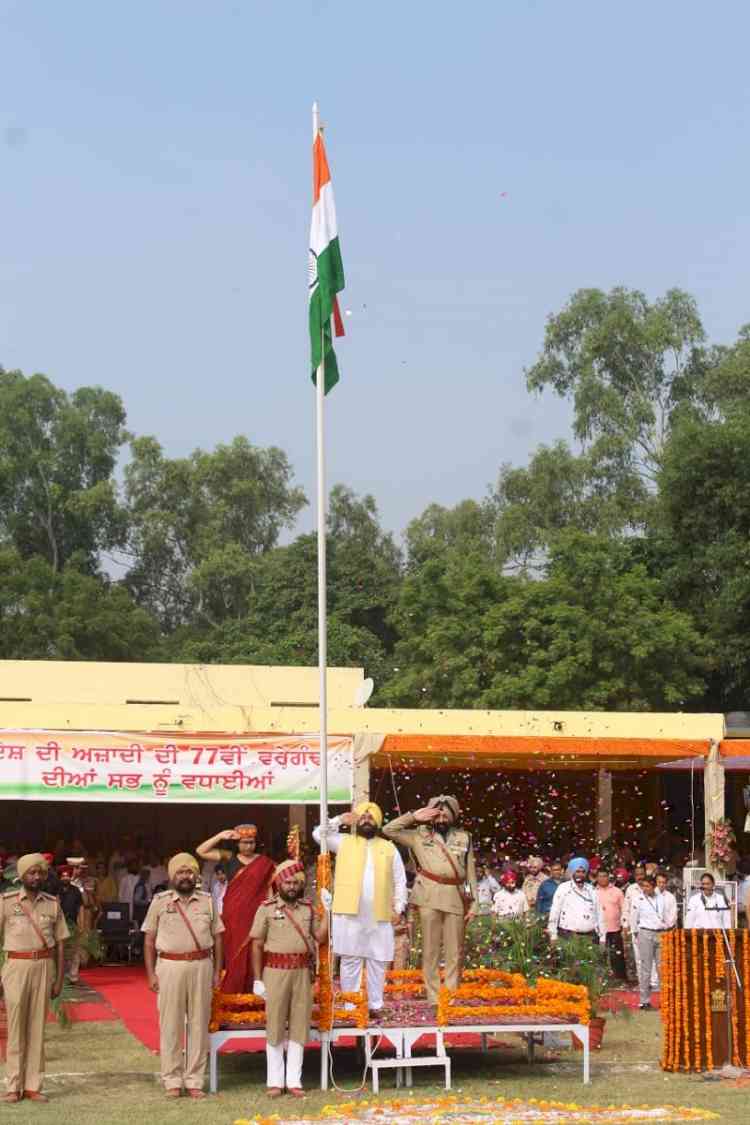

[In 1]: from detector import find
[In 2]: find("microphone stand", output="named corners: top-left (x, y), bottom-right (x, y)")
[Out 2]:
top-left (716, 894), bottom-right (742, 1071)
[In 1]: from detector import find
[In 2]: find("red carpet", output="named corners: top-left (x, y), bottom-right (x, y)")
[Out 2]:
top-left (80, 966), bottom-right (161, 1052)
top-left (79, 965), bottom-right (266, 1054)
top-left (600, 988), bottom-right (661, 1012)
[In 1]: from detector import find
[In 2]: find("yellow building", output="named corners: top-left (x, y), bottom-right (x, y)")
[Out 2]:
top-left (0, 660), bottom-right (739, 868)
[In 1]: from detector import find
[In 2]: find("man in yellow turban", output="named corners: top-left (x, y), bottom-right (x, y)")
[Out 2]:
top-left (313, 801), bottom-right (406, 1016)
top-left (141, 853), bottom-right (224, 1098)
top-left (0, 853), bottom-right (68, 1103)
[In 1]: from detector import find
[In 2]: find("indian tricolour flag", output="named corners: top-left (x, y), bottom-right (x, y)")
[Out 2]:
top-left (309, 128), bottom-right (345, 394)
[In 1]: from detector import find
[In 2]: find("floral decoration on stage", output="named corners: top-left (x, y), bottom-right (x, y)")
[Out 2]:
top-left (661, 928), bottom-right (750, 1071)
top-left (210, 989), bottom-right (264, 1031)
top-left (707, 817), bottom-right (736, 868)
top-left (234, 1093), bottom-right (720, 1125)
top-left (437, 975), bottom-right (589, 1027)
top-left (213, 966), bottom-right (587, 1032)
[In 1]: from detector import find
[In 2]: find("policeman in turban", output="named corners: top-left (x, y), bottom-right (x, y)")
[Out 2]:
top-left (249, 859), bottom-right (327, 1097)
top-left (313, 801), bottom-right (407, 1017)
top-left (0, 853), bottom-right (68, 1102)
top-left (141, 853), bottom-right (224, 1098)
top-left (383, 796), bottom-right (478, 1003)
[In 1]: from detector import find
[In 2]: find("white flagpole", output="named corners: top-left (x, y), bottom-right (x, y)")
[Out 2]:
top-left (313, 100), bottom-right (329, 856)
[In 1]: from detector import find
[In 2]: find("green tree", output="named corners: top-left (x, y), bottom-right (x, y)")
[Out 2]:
top-left (124, 435), bottom-right (307, 630)
top-left (170, 486), bottom-right (402, 688)
top-left (0, 368), bottom-right (128, 572)
top-left (384, 532), bottom-right (705, 711)
top-left (491, 442), bottom-right (645, 571)
top-left (658, 394), bottom-right (750, 709)
top-left (0, 548), bottom-right (160, 661)
top-left (524, 287), bottom-right (705, 517)
top-left (404, 500), bottom-right (497, 570)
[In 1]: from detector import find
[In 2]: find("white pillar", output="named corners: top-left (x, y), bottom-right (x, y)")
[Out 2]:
top-left (352, 734), bottom-right (384, 804)
top-left (596, 769), bottom-right (612, 844)
top-left (703, 739), bottom-right (725, 877)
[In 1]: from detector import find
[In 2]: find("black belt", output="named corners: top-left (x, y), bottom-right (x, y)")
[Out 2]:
top-left (558, 926), bottom-right (596, 936)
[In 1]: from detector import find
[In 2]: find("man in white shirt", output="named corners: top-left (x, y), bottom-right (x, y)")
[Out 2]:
top-left (211, 864), bottom-right (228, 916)
top-left (684, 872), bottom-right (732, 930)
top-left (655, 872), bottom-right (678, 929)
top-left (313, 801), bottom-right (407, 1015)
top-left (476, 863), bottom-right (500, 916)
top-left (629, 873), bottom-right (669, 1009)
top-left (492, 870), bottom-right (528, 921)
top-left (118, 862), bottom-right (140, 911)
top-left (548, 857), bottom-right (606, 944)
top-left (147, 855), bottom-right (169, 894)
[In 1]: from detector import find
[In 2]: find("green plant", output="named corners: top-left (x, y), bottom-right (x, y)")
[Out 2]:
top-left (552, 935), bottom-right (613, 1017)
top-left (464, 916), bottom-right (559, 982)
top-left (65, 923), bottom-right (103, 964)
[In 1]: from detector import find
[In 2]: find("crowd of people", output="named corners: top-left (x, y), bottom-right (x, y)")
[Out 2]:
top-left (474, 853), bottom-right (743, 1009)
top-left (2, 796), bottom-right (749, 1102)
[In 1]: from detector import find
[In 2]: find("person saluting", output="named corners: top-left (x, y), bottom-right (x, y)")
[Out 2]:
top-left (249, 860), bottom-right (327, 1098)
top-left (383, 796), bottom-right (477, 1003)
top-left (196, 824), bottom-right (274, 993)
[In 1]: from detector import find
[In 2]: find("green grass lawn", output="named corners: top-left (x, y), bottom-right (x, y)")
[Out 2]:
top-left (2, 1011), bottom-right (750, 1123)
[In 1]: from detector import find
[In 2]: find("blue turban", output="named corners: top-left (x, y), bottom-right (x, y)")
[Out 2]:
top-left (568, 857), bottom-right (589, 875)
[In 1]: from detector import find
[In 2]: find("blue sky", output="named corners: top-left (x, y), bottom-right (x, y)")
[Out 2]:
top-left (2, 1), bottom-right (749, 537)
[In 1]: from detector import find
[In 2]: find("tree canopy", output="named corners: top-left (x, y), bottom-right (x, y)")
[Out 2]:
top-left (2, 289), bottom-right (748, 715)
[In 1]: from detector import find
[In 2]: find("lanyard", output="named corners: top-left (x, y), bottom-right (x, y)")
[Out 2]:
top-left (643, 891), bottom-right (663, 924)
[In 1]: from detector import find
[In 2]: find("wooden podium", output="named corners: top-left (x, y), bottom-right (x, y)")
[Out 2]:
top-left (661, 929), bottom-right (750, 1071)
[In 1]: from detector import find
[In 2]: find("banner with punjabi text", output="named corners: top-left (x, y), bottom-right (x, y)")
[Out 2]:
top-left (0, 730), bottom-right (353, 804)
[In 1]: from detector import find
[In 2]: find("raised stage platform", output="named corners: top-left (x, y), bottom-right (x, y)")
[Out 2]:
top-left (207, 1020), bottom-right (591, 1093)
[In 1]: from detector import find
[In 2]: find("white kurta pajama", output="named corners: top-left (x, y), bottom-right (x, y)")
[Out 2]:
top-left (313, 817), bottom-right (407, 1010)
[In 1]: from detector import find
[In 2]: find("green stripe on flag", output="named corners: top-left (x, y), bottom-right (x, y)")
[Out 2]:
top-left (310, 236), bottom-right (345, 394)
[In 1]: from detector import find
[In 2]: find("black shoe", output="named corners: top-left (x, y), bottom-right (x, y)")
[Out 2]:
top-left (639, 1002), bottom-right (653, 1010)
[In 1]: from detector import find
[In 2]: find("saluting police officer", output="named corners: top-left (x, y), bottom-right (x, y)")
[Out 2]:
top-left (250, 859), bottom-right (327, 1098)
top-left (142, 852), bottom-right (224, 1099)
top-left (0, 852), bottom-right (68, 1103)
top-left (383, 795), bottom-right (478, 1003)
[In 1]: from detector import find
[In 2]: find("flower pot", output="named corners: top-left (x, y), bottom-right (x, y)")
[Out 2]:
top-left (572, 1016), bottom-right (606, 1051)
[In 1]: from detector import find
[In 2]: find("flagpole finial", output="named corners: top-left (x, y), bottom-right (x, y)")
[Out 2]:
top-left (312, 102), bottom-right (320, 141)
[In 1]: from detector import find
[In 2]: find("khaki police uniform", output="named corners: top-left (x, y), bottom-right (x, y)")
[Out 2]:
top-left (250, 895), bottom-right (315, 1048)
top-left (0, 889), bottom-right (68, 1095)
top-left (383, 813), bottom-right (477, 1001)
top-left (141, 889), bottom-right (224, 1092)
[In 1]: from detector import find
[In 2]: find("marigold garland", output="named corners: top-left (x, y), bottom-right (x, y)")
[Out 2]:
top-left (660, 923), bottom-right (672, 1069)
top-left (729, 929), bottom-right (740, 1066)
top-left (690, 927), bottom-right (700, 1072)
top-left (702, 931), bottom-right (713, 1072)
top-left (210, 988), bottom-right (265, 1032)
top-left (661, 929), bottom-right (750, 1072)
top-left (316, 852), bottom-right (334, 1031)
top-left (744, 930), bottom-right (750, 1065)
top-left (714, 925), bottom-right (725, 980)
top-left (680, 929), bottom-right (690, 1072)
top-left (437, 975), bottom-right (589, 1028)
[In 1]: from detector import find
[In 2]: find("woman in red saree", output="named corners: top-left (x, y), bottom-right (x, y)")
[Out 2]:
top-left (196, 824), bottom-right (275, 993)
